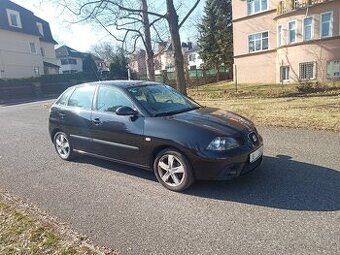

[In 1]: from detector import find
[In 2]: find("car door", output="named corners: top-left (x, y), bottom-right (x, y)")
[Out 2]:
top-left (90, 85), bottom-right (145, 166)
top-left (61, 84), bottom-right (96, 152)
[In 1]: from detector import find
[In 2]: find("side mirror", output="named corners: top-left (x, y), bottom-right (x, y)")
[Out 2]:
top-left (115, 106), bottom-right (137, 116)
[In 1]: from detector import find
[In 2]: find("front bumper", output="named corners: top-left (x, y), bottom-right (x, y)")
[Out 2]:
top-left (190, 144), bottom-right (263, 181)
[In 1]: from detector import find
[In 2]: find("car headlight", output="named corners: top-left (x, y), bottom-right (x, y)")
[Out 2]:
top-left (207, 137), bottom-right (240, 151)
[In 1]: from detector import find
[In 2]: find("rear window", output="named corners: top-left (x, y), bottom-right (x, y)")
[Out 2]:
top-left (56, 87), bottom-right (74, 105)
top-left (67, 86), bottom-right (96, 110)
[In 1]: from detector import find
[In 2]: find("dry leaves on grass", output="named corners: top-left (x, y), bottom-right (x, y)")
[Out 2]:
top-left (0, 191), bottom-right (118, 255)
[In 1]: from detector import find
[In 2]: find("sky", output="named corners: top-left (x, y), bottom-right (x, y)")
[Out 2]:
top-left (12, 0), bottom-right (205, 53)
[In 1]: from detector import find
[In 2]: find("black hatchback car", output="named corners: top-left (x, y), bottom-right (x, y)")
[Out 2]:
top-left (49, 81), bottom-right (263, 191)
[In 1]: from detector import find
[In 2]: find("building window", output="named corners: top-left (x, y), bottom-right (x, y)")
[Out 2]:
top-left (303, 17), bottom-right (313, 41)
top-left (30, 42), bottom-right (36, 54)
top-left (247, 0), bottom-right (268, 15)
top-left (248, 31), bottom-right (269, 52)
top-left (280, 66), bottom-right (289, 82)
top-left (33, 66), bottom-right (40, 76)
top-left (189, 53), bottom-right (196, 62)
top-left (61, 58), bottom-right (77, 65)
top-left (320, 12), bottom-right (333, 38)
top-left (299, 62), bottom-right (315, 80)
top-left (288, 20), bottom-right (296, 43)
top-left (36, 22), bottom-right (44, 36)
top-left (277, 25), bottom-right (283, 47)
top-left (327, 60), bottom-right (340, 80)
top-left (6, 9), bottom-right (22, 28)
top-left (41, 48), bottom-right (45, 57)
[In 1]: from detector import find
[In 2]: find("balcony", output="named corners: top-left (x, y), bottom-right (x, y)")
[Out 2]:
top-left (277, 0), bottom-right (332, 16)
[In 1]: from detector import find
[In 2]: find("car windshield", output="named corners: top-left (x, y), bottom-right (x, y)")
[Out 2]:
top-left (127, 84), bottom-right (200, 117)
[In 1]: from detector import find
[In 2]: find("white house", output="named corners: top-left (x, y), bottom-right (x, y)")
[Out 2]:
top-left (55, 45), bottom-right (84, 74)
top-left (154, 41), bottom-right (193, 74)
top-left (0, 0), bottom-right (59, 79)
top-left (56, 45), bottom-right (108, 74)
top-left (187, 45), bottom-right (204, 70)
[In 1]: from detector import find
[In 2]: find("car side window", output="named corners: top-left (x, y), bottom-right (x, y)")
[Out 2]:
top-left (67, 86), bottom-right (95, 110)
top-left (97, 86), bottom-right (134, 113)
top-left (56, 87), bottom-right (73, 105)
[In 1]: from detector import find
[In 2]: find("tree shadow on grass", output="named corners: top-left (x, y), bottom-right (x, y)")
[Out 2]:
top-left (76, 154), bottom-right (339, 212)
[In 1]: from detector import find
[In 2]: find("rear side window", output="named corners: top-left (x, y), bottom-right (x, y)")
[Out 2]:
top-left (97, 86), bottom-right (134, 113)
top-left (56, 87), bottom-right (73, 105)
top-left (67, 86), bottom-right (95, 110)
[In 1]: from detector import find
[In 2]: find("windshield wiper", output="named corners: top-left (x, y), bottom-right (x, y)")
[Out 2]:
top-left (154, 106), bottom-right (200, 117)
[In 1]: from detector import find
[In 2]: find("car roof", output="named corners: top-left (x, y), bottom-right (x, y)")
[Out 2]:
top-left (76, 80), bottom-right (161, 89)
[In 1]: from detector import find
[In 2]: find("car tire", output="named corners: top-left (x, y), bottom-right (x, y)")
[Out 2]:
top-left (153, 149), bottom-right (194, 192)
top-left (53, 131), bottom-right (75, 161)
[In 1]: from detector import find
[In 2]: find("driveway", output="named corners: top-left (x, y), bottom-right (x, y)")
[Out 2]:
top-left (0, 100), bottom-right (339, 255)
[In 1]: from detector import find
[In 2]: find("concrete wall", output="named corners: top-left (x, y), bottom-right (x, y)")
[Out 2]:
top-left (40, 41), bottom-right (58, 66)
top-left (234, 51), bottom-right (277, 84)
top-left (0, 29), bottom-right (43, 78)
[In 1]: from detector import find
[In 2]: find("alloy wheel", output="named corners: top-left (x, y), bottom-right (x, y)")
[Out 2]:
top-left (55, 133), bottom-right (70, 159)
top-left (157, 154), bottom-right (185, 187)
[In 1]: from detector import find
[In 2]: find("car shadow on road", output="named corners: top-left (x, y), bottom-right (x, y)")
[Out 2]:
top-left (76, 154), bottom-right (339, 212)
top-left (76, 156), bottom-right (157, 181)
top-left (185, 155), bottom-right (340, 212)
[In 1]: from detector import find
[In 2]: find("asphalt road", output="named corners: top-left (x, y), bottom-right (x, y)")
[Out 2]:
top-left (0, 100), bottom-right (339, 255)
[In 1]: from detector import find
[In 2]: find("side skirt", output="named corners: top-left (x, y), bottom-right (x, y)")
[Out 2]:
top-left (73, 149), bottom-right (152, 171)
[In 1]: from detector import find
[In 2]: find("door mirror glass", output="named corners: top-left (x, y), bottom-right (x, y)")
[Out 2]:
top-left (115, 106), bottom-right (137, 116)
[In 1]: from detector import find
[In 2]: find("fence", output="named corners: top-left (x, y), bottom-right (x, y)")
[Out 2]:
top-left (0, 73), bottom-right (98, 103)
top-left (133, 67), bottom-right (231, 88)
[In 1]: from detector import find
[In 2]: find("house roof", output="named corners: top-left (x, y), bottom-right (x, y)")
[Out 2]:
top-left (55, 45), bottom-right (84, 58)
top-left (55, 45), bottom-right (104, 62)
top-left (186, 45), bottom-right (200, 53)
top-left (0, 0), bottom-right (57, 44)
top-left (43, 61), bottom-right (60, 68)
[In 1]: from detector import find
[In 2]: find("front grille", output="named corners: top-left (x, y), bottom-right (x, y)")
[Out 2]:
top-left (248, 131), bottom-right (259, 145)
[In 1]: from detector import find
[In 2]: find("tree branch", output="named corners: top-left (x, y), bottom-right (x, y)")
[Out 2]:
top-left (179, 0), bottom-right (201, 28)
top-left (106, 0), bottom-right (167, 19)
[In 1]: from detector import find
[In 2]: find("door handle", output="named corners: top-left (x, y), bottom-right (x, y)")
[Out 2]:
top-left (59, 112), bottom-right (65, 119)
top-left (93, 118), bottom-right (102, 125)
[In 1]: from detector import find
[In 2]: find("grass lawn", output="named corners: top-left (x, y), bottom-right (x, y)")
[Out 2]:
top-left (188, 81), bottom-right (340, 132)
top-left (0, 193), bottom-right (116, 255)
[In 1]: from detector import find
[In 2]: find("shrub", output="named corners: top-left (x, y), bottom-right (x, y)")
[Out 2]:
top-left (296, 80), bottom-right (314, 92)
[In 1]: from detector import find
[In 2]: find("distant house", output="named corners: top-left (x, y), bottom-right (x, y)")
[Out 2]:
top-left (55, 45), bottom-right (84, 74)
top-left (154, 41), bottom-right (193, 74)
top-left (129, 49), bottom-right (147, 77)
top-left (55, 45), bottom-right (108, 74)
top-left (0, 0), bottom-right (59, 79)
top-left (187, 45), bottom-right (204, 70)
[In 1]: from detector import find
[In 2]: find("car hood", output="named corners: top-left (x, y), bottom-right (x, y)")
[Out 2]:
top-left (171, 107), bottom-right (255, 135)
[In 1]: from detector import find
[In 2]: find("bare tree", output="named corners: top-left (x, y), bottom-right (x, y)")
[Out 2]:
top-left (91, 42), bottom-right (117, 63)
top-left (141, 0), bottom-right (155, 80)
top-left (59, 0), bottom-right (201, 93)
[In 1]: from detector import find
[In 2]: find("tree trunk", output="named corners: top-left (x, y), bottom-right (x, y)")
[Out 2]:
top-left (166, 0), bottom-right (187, 95)
top-left (215, 64), bottom-right (220, 82)
top-left (141, 0), bottom-right (155, 81)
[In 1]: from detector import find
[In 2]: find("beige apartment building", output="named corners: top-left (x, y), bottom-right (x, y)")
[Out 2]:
top-left (0, 0), bottom-right (59, 79)
top-left (232, 0), bottom-right (340, 84)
